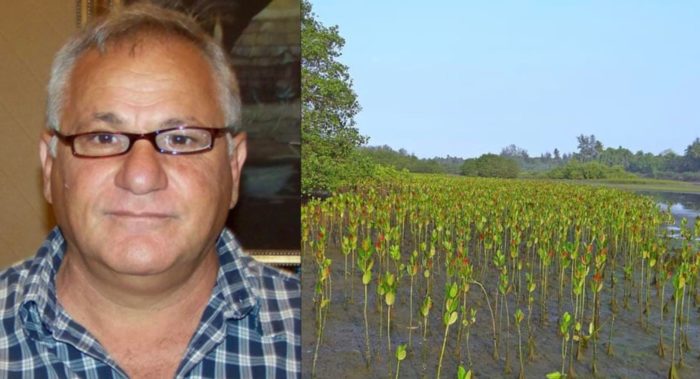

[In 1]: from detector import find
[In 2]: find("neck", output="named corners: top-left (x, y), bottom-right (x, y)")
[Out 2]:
top-left (55, 247), bottom-right (219, 328)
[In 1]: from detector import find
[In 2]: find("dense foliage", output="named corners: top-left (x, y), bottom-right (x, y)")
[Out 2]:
top-left (358, 145), bottom-right (464, 174)
top-left (361, 136), bottom-right (700, 181)
top-left (301, 0), bottom-right (373, 193)
top-left (543, 161), bottom-right (635, 180)
top-left (461, 154), bottom-right (520, 178)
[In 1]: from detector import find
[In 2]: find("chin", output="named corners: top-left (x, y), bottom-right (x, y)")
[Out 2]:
top-left (101, 242), bottom-right (182, 277)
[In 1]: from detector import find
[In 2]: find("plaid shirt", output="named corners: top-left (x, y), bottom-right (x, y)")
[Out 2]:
top-left (0, 228), bottom-right (300, 378)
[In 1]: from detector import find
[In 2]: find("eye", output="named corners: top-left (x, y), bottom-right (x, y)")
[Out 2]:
top-left (167, 134), bottom-right (196, 146)
top-left (88, 133), bottom-right (120, 144)
top-left (156, 128), bottom-right (212, 153)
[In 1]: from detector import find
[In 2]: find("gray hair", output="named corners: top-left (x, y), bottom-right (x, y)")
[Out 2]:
top-left (46, 3), bottom-right (241, 154)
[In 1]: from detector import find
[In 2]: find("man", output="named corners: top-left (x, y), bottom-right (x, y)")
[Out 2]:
top-left (0, 4), bottom-right (300, 378)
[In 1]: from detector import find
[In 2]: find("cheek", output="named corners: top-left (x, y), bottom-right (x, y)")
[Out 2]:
top-left (49, 160), bottom-right (111, 237)
top-left (54, 158), bottom-right (116, 202)
top-left (168, 158), bottom-right (233, 205)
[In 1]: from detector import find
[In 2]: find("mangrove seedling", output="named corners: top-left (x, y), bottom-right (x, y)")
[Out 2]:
top-left (437, 282), bottom-right (459, 379)
top-left (457, 364), bottom-right (473, 379)
top-left (407, 250), bottom-right (419, 348)
top-left (382, 272), bottom-right (397, 352)
top-left (420, 295), bottom-right (432, 343)
top-left (515, 308), bottom-right (526, 379)
top-left (357, 236), bottom-right (374, 364)
top-left (394, 343), bottom-right (406, 379)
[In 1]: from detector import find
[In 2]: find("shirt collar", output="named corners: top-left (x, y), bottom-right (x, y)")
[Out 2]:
top-left (19, 227), bottom-right (65, 334)
top-left (213, 228), bottom-right (259, 319)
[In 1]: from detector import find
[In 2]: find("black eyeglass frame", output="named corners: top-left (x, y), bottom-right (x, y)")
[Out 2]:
top-left (52, 126), bottom-right (236, 158)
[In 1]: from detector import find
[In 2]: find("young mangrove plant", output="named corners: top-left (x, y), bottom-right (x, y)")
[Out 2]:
top-left (590, 234), bottom-right (607, 374)
top-left (548, 311), bottom-right (572, 379)
top-left (515, 308), bottom-right (526, 379)
top-left (394, 343), bottom-right (406, 379)
top-left (670, 264), bottom-right (688, 377)
top-left (469, 279), bottom-right (498, 360)
top-left (525, 271), bottom-right (537, 360)
top-left (420, 294), bottom-right (432, 343)
top-left (455, 252), bottom-right (472, 360)
top-left (436, 281), bottom-right (459, 379)
top-left (311, 256), bottom-right (332, 377)
top-left (462, 307), bottom-right (477, 369)
top-left (457, 364), bottom-right (473, 379)
top-left (406, 250), bottom-right (419, 348)
top-left (357, 236), bottom-right (374, 364)
top-left (381, 272), bottom-right (397, 353)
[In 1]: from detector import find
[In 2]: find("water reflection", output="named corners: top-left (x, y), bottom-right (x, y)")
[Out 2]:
top-left (637, 191), bottom-right (700, 237)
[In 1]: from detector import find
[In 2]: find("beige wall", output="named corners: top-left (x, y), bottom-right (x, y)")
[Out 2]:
top-left (0, 2), bottom-right (74, 267)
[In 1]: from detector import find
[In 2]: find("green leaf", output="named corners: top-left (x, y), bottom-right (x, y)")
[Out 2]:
top-left (395, 344), bottom-right (407, 361)
top-left (514, 308), bottom-right (524, 324)
top-left (449, 282), bottom-right (458, 298)
top-left (546, 372), bottom-right (563, 379)
top-left (362, 271), bottom-right (371, 285)
top-left (457, 365), bottom-right (466, 379)
top-left (385, 292), bottom-right (395, 306)
top-left (448, 311), bottom-right (458, 326)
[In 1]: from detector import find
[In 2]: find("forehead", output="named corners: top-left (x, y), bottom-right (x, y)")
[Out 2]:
top-left (74, 32), bottom-right (215, 86)
top-left (62, 35), bottom-right (222, 130)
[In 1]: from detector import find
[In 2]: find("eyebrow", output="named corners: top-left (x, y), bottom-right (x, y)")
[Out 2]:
top-left (93, 112), bottom-right (124, 125)
top-left (159, 117), bottom-right (204, 129)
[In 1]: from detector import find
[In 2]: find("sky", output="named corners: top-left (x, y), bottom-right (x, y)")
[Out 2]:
top-left (311, 1), bottom-right (700, 159)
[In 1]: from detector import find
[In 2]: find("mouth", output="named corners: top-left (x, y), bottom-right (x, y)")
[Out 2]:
top-left (106, 210), bottom-right (177, 219)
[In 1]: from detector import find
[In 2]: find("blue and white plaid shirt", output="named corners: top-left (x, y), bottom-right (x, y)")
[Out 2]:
top-left (0, 227), bottom-right (300, 378)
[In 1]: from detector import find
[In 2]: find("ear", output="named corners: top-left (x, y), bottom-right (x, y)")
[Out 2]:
top-left (39, 132), bottom-right (55, 204)
top-left (228, 132), bottom-right (247, 209)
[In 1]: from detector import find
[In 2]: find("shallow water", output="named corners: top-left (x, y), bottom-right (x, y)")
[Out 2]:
top-left (637, 191), bottom-right (700, 231)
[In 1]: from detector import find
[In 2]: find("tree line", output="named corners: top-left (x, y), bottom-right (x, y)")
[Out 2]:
top-left (359, 136), bottom-right (700, 181)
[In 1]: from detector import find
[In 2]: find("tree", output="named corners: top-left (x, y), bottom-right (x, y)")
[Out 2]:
top-left (500, 144), bottom-right (529, 160)
top-left (576, 134), bottom-right (603, 162)
top-left (598, 146), bottom-right (633, 168)
top-left (546, 161), bottom-right (633, 180)
top-left (685, 138), bottom-right (700, 171)
top-left (359, 145), bottom-right (447, 174)
top-left (461, 154), bottom-right (519, 178)
top-left (301, 0), bottom-right (369, 193)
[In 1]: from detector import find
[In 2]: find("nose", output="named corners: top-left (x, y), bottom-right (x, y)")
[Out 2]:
top-left (114, 140), bottom-right (168, 194)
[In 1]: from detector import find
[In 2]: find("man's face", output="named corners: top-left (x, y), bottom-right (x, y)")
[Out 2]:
top-left (40, 36), bottom-right (246, 277)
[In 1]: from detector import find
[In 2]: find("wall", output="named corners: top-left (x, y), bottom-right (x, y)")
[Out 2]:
top-left (0, 1), bottom-right (74, 267)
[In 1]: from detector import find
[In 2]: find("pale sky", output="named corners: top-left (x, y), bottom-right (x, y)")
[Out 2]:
top-left (312, 1), bottom-right (700, 159)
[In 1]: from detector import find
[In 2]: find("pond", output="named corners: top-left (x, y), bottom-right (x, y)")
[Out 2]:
top-left (635, 190), bottom-right (700, 233)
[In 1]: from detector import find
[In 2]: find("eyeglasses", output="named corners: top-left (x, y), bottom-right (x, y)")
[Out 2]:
top-left (52, 126), bottom-right (234, 158)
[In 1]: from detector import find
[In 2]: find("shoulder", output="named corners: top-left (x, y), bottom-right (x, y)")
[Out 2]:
top-left (0, 258), bottom-right (34, 312)
top-left (0, 257), bottom-right (35, 344)
top-left (217, 228), bottom-right (300, 305)
top-left (238, 257), bottom-right (300, 342)
top-left (243, 258), bottom-right (300, 309)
